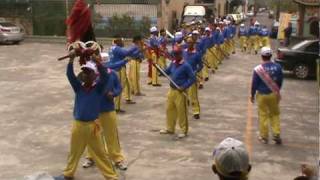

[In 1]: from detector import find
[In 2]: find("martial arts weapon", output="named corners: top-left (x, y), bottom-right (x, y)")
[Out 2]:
top-left (165, 29), bottom-right (174, 39)
top-left (58, 41), bottom-right (101, 65)
top-left (152, 63), bottom-right (189, 99)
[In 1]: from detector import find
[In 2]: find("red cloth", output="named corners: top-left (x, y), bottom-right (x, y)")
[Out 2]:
top-left (66, 0), bottom-right (92, 43)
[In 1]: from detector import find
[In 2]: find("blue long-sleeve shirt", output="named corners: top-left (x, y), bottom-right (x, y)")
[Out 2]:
top-left (149, 35), bottom-right (160, 49)
top-left (108, 45), bottom-right (137, 71)
top-left (230, 25), bottom-right (237, 38)
top-left (248, 26), bottom-right (258, 36)
top-left (203, 35), bottom-right (214, 50)
top-left (183, 49), bottom-right (203, 73)
top-left (259, 28), bottom-right (270, 37)
top-left (238, 27), bottom-right (247, 36)
top-left (251, 62), bottom-right (283, 97)
top-left (67, 62), bottom-right (108, 121)
top-left (211, 31), bottom-right (219, 45)
top-left (100, 69), bottom-right (122, 112)
top-left (129, 44), bottom-right (144, 60)
top-left (164, 61), bottom-right (195, 90)
top-left (223, 27), bottom-right (232, 39)
top-left (103, 60), bottom-right (128, 71)
top-left (217, 31), bottom-right (224, 44)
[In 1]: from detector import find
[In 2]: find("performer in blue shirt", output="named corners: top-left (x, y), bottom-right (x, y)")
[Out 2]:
top-left (159, 39), bottom-right (196, 139)
top-left (259, 25), bottom-right (271, 48)
top-left (251, 47), bottom-right (283, 145)
top-left (109, 36), bottom-right (138, 113)
top-left (238, 23), bottom-right (248, 52)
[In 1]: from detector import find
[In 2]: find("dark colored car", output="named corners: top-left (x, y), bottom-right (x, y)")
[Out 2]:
top-left (275, 40), bottom-right (319, 79)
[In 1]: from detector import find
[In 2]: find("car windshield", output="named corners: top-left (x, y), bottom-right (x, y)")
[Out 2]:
top-left (182, 16), bottom-right (203, 23)
top-left (291, 41), bottom-right (311, 50)
top-left (0, 22), bottom-right (16, 27)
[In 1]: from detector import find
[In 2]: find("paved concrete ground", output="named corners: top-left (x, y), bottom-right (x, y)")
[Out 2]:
top-left (0, 42), bottom-right (318, 180)
top-left (0, 14), bottom-right (318, 180)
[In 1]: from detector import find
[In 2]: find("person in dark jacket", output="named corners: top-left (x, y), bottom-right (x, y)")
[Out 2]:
top-left (284, 22), bottom-right (292, 47)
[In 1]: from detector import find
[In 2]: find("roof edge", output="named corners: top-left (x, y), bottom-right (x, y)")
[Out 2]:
top-left (293, 0), bottom-right (320, 6)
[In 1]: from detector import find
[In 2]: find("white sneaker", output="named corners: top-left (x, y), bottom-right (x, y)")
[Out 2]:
top-left (115, 161), bottom-right (128, 171)
top-left (159, 129), bottom-right (174, 134)
top-left (177, 133), bottom-right (187, 139)
top-left (82, 158), bottom-right (95, 168)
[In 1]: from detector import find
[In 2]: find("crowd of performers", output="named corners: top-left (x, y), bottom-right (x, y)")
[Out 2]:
top-left (55, 1), bottom-right (274, 179)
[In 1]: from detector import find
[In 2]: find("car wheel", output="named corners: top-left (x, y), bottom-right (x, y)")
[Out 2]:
top-left (293, 64), bottom-right (309, 79)
top-left (13, 41), bottom-right (20, 45)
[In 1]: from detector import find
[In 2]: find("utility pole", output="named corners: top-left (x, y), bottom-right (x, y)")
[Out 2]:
top-left (66, 0), bottom-right (69, 18)
top-left (276, 0), bottom-right (280, 20)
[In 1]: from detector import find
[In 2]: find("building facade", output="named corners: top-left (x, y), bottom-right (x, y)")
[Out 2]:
top-left (294, 0), bottom-right (320, 38)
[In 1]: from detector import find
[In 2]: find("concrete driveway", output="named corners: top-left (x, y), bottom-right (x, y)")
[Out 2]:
top-left (0, 13), bottom-right (318, 180)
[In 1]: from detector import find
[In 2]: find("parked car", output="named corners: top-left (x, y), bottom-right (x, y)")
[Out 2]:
top-left (247, 11), bottom-right (254, 17)
top-left (227, 14), bottom-right (241, 24)
top-left (268, 10), bottom-right (274, 19)
top-left (270, 20), bottom-right (279, 39)
top-left (275, 40), bottom-right (319, 79)
top-left (0, 21), bottom-right (24, 44)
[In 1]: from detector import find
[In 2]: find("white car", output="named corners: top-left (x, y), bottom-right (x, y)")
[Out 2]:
top-left (247, 11), bottom-right (254, 17)
top-left (0, 21), bottom-right (24, 44)
top-left (227, 14), bottom-right (242, 24)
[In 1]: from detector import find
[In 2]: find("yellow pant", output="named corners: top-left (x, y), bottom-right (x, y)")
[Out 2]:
top-left (129, 59), bottom-right (141, 95)
top-left (202, 54), bottom-right (209, 79)
top-left (87, 111), bottom-right (125, 163)
top-left (257, 93), bottom-right (281, 139)
top-left (230, 38), bottom-right (236, 53)
top-left (239, 36), bottom-right (247, 51)
top-left (225, 40), bottom-right (232, 54)
top-left (188, 82), bottom-right (200, 115)
top-left (248, 36), bottom-right (259, 53)
top-left (261, 36), bottom-right (270, 47)
top-left (216, 46), bottom-right (223, 62)
top-left (158, 55), bottom-right (167, 69)
top-left (166, 88), bottom-right (188, 134)
top-left (212, 47), bottom-right (221, 66)
top-left (151, 52), bottom-right (160, 85)
top-left (63, 120), bottom-right (117, 179)
top-left (207, 47), bottom-right (219, 70)
top-left (221, 43), bottom-right (229, 57)
top-left (115, 67), bottom-right (131, 110)
top-left (256, 35), bottom-right (262, 49)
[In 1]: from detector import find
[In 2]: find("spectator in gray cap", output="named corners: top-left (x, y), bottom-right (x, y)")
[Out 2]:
top-left (212, 137), bottom-right (252, 180)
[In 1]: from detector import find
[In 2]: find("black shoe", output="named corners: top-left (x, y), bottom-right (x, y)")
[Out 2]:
top-left (116, 109), bottom-right (126, 114)
top-left (126, 100), bottom-right (136, 104)
top-left (273, 135), bottom-right (282, 145)
top-left (204, 77), bottom-right (209, 81)
top-left (255, 51), bottom-right (258, 55)
top-left (198, 84), bottom-right (204, 89)
top-left (232, 51), bottom-right (235, 54)
top-left (244, 47), bottom-right (247, 51)
top-left (193, 114), bottom-right (200, 120)
top-left (147, 82), bottom-right (152, 85)
top-left (152, 84), bottom-right (162, 87)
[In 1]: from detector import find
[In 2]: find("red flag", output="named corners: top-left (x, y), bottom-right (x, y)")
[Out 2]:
top-left (66, 0), bottom-right (94, 43)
